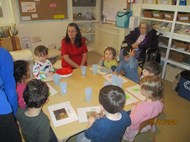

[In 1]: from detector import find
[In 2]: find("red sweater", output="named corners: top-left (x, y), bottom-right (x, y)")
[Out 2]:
top-left (61, 38), bottom-right (88, 68)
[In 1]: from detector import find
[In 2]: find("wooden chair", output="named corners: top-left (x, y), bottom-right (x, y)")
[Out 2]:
top-left (134, 117), bottom-right (157, 142)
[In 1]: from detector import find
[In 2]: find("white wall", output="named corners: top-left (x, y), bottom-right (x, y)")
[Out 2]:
top-left (10, 0), bottom-right (73, 51)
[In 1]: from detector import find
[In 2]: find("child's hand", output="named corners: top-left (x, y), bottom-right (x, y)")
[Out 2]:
top-left (129, 49), bottom-right (136, 57)
top-left (100, 56), bottom-right (105, 61)
top-left (88, 116), bottom-right (96, 128)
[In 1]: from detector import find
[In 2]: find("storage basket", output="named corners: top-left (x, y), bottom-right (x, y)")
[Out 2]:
top-left (143, 0), bottom-right (157, 4)
top-left (164, 12), bottom-right (174, 20)
top-left (153, 11), bottom-right (164, 19)
top-left (143, 10), bottom-right (153, 18)
top-left (165, 64), bottom-right (184, 82)
top-left (173, 40), bottom-right (188, 51)
top-left (169, 51), bottom-right (189, 62)
top-left (177, 13), bottom-right (190, 23)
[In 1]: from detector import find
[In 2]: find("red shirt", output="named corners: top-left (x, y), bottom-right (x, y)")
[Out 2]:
top-left (61, 38), bottom-right (88, 68)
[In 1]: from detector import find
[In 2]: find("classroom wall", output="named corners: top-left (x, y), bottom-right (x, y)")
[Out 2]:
top-left (10, 0), bottom-right (73, 51)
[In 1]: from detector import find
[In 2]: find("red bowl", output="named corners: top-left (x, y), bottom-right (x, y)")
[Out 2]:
top-left (56, 67), bottom-right (73, 75)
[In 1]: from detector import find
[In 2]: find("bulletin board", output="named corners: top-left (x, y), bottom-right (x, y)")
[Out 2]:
top-left (17, 0), bottom-right (68, 22)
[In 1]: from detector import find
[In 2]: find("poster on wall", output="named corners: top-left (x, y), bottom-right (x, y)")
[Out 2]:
top-left (21, 37), bottom-right (32, 49)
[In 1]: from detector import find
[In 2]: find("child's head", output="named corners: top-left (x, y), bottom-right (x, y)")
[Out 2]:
top-left (140, 75), bottom-right (163, 101)
top-left (34, 45), bottom-right (48, 63)
top-left (99, 85), bottom-right (126, 114)
top-left (104, 47), bottom-right (116, 61)
top-left (14, 60), bottom-right (29, 83)
top-left (142, 61), bottom-right (162, 77)
top-left (23, 79), bottom-right (49, 108)
top-left (123, 47), bottom-right (134, 61)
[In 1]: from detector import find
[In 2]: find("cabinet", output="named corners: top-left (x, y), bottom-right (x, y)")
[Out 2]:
top-left (139, 0), bottom-right (190, 80)
top-left (94, 23), bottom-right (130, 55)
top-left (72, 0), bottom-right (101, 51)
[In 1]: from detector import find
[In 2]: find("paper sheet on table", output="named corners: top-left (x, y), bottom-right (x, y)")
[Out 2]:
top-left (89, 65), bottom-right (108, 75)
top-left (42, 76), bottom-right (53, 82)
top-left (125, 91), bottom-right (138, 105)
top-left (77, 106), bottom-right (101, 122)
top-left (103, 74), bottom-right (128, 83)
top-left (125, 85), bottom-right (146, 101)
top-left (47, 83), bottom-right (57, 96)
top-left (48, 101), bottom-right (78, 127)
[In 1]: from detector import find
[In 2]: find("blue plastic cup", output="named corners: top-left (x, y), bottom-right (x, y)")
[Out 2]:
top-left (117, 78), bottom-right (123, 88)
top-left (85, 87), bottom-right (92, 102)
top-left (112, 74), bottom-right (118, 86)
top-left (92, 64), bottom-right (98, 74)
top-left (60, 82), bottom-right (67, 95)
top-left (81, 66), bottom-right (87, 76)
top-left (104, 81), bottom-right (111, 86)
top-left (53, 74), bottom-right (60, 85)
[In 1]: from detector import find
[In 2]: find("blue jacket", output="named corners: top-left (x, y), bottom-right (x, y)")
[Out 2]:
top-left (115, 57), bottom-right (139, 83)
top-left (0, 48), bottom-right (18, 115)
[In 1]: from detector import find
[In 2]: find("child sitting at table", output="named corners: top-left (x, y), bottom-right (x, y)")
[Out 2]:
top-left (141, 61), bottom-right (162, 79)
top-left (33, 45), bottom-right (54, 80)
top-left (99, 47), bottom-right (118, 72)
top-left (77, 85), bottom-right (131, 142)
top-left (123, 75), bottom-right (164, 141)
top-left (114, 47), bottom-right (139, 83)
top-left (16, 79), bottom-right (58, 142)
top-left (14, 60), bottom-right (29, 109)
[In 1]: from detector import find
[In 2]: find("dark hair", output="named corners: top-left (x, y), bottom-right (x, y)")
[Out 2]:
top-left (143, 61), bottom-right (162, 76)
top-left (123, 47), bottom-right (131, 57)
top-left (34, 45), bottom-right (48, 57)
top-left (65, 23), bottom-right (82, 48)
top-left (104, 47), bottom-right (116, 57)
top-left (140, 75), bottom-right (163, 101)
top-left (99, 85), bottom-right (126, 114)
top-left (14, 60), bottom-right (28, 83)
top-left (23, 79), bottom-right (49, 108)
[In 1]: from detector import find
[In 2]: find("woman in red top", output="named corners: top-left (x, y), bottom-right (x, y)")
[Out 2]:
top-left (61, 23), bottom-right (88, 68)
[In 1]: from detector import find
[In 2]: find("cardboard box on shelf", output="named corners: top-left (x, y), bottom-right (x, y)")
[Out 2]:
top-left (177, 13), bottom-right (190, 23)
top-left (164, 12), bottom-right (174, 20)
top-left (143, 10), bottom-right (153, 18)
top-left (153, 11), bottom-right (164, 19)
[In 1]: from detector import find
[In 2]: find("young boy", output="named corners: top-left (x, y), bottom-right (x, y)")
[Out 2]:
top-left (114, 47), bottom-right (139, 83)
top-left (16, 79), bottom-right (57, 142)
top-left (77, 85), bottom-right (131, 142)
top-left (33, 45), bottom-right (54, 80)
top-left (141, 61), bottom-right (162, 78)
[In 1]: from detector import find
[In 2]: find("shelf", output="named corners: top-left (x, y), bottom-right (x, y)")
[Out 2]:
top-left (170, 48), bottom-right (190, 56)
top-left (159, 43), bottom-right (168, 49)
top-left (73, 20), bottom-right (99, 23)
top-left (177, 5), bottom-right (190, 12)
top-left (172, 33), bottom-right (190, 42)
top-left (167, 59), bottom-right (190, 70)
top-left (175, 21), bottom-right (190, 26)
top-left (142, 17), bottom-right (173, 23)
top-left (142, 4), bottom-right (176, 11)
top-left (160, 32), bottom-right (171, 38)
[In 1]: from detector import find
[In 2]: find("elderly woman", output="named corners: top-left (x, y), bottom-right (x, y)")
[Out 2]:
top-left (61, 23), bottom-right (88, 68)
top-left (121, 23), bottom-right (158, 63)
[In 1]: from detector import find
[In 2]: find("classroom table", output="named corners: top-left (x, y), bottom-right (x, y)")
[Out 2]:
top-left (42, 66), bottom-right (140, 142)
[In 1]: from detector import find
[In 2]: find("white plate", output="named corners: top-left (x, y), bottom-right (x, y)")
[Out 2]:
top-left (59, 73), bottom-right (73, 78)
